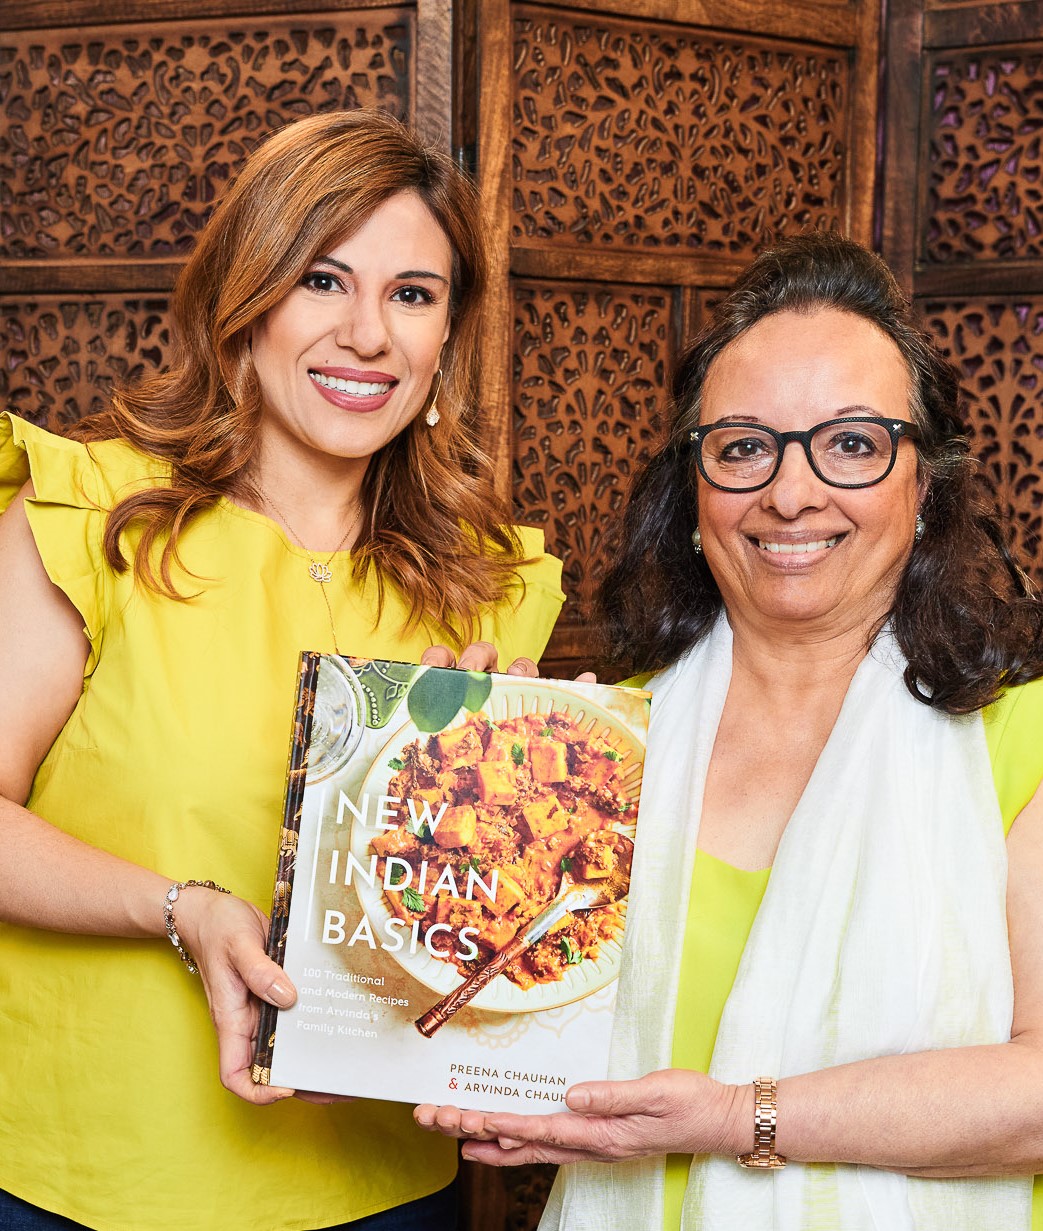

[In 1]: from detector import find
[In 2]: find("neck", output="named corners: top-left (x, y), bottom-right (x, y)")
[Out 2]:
top-left (723, 605), bottom-right (883, 702)
top-left (249, 446), bottom-right (368, 553)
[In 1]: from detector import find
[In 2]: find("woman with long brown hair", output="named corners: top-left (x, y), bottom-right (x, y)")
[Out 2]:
top-left (0, 109), bottom-right (563, 1230)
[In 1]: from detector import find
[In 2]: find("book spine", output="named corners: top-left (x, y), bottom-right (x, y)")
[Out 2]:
top-left (251, 651), bottom-right (321, 1085)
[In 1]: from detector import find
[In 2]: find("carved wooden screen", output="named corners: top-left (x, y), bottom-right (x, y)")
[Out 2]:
top-left (469, 0), bottom-right (884, 679)
top-left (2, 2), bottom-right (886, 1230)
top-left (0, 0), bottom-right (451, 431)
top-left (459, 0), bottom-right (883, 1224)
top-left (880, 0), bottom-right (1043, 581)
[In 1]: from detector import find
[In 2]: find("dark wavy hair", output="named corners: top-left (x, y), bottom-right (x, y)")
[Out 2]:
top-left (70, 109), bottom-right (521, 649)
top-left (599, 231), bottom-right (1043, 713)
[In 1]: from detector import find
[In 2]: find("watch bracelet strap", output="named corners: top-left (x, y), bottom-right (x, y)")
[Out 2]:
top-left (736, 1075), bottom-right (787, 1169)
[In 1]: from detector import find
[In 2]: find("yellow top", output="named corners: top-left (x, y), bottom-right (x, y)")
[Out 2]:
top-left (664, 674), bottom-right (1043, 1231)
top-left (0, 413), bottom-right (565, 1231)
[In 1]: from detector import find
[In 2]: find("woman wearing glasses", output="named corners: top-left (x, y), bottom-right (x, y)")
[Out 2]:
top-left (417, 233), bottom-right (1043, 1230)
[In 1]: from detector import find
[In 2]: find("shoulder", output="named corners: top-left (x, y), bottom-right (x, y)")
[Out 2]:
top-left (618, 671), bottom-right (656, 689)
top-left (471, 526), bottom-right (565, 665)
top-left (984, 677), bottom-right (1043, 835)
top-left (0, 415), bottom-right (171, 671)
top-left (510, 525), bottom-right (565, 601)
top-left (1, 412), bottom-right (169, 516)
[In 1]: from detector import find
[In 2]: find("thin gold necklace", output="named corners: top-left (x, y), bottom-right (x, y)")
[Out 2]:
top-left (259, 486), bottom-right (363, 654)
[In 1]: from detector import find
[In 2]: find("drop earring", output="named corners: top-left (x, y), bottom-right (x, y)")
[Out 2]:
top-left (914, 513), bottom-right (925, 544)
top-left (691, 526), bottom-right (702, 554)
top-left (425, 369), bottom-right (443, 427)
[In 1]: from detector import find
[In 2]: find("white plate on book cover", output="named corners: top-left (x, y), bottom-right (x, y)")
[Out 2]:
top-left (347, 679), bottom-right (644, 1014)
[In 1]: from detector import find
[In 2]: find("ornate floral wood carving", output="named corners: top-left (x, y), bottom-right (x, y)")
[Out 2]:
top-left (1, 296), bottom-right (173, 429)
top-left (511, 6), bottom-right (849, 253)
top-left (921, 297), bottom-right (1043, 577)
top-left (924, 46), bottom-right (1043, 263)
top-left (1, 14), bottom-right (412, 261)
top-left (512, 279), bottom-right (672, 631)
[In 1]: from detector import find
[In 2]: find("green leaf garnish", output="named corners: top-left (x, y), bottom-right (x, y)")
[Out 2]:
top-left (560, 856), bottom-right (572, 874)
top-left (387, 756), bottom-right (405, 770)
top-left (402, 886), bottom-right (425, 913)
top-left (603, 749), bottom-right (622, 761)
top-left (511, 742), bottom-right (525, 765)
top-left (560, 937), bottom-right (583, 965)
top-left (539, 727), bottom-right (555, 738)
top-left (389, 866), bottom-right (406, 886)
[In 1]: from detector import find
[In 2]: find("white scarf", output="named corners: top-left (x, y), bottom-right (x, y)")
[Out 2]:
top-left (541, 616), bottom-right (1030, 1230)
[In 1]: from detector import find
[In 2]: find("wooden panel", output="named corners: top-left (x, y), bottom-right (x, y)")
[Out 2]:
top-left (922, 43), bottom-right (1043, 265)
top-left (0, 0), bottom-right (405, 30)
top-left (925, 2), bottom-right (1043, 47)
top-left (920, 295), bottom-right (1043, 577)
top-left (461, 1158), bottom-right (558, 1231)
top-left (881, 2), bottom-right (1043, 589)
top-left (875, 0), bottom-right (921, 286)
top-left (512, 247), bottom-right (747, 286)
top-left (512, 5), bottom-right (851, 255)
top-left (0, 294), bottom-right (173, 430)
top-left (1, 12), bottom-right (413, 268)
top-left (531, 0), bottom-right (859, 44)
top-left (472, 0), bottom-right (515, 502)
top-left (0, 5), bottom-right (422, 425)
top-left (512, 278), bottom-right (672, 668)
top-left (415, 0), bottom-right (453, 143)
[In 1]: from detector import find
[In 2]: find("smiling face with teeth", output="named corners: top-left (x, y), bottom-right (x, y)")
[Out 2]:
top-left (696, 307), bottom-right (923, 638)
top-left (249, 190), bottom-right (452, 475)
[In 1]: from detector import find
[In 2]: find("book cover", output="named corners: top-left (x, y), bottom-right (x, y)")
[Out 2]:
top-left (253, 654), bottom-right (650, 1112)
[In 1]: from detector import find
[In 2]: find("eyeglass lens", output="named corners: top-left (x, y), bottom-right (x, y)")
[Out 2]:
top-left (699, 421), bottom-right (897, 490)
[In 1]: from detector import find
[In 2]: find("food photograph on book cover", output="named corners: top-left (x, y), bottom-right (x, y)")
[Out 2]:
top-left (256, 655), bottom-right (650, 1113)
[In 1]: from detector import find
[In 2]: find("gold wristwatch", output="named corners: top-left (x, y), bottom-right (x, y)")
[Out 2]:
top-left (736, 1076), bottom-right (787, 1169)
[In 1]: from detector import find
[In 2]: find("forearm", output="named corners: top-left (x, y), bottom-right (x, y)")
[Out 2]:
top-left (758, 1040), bottom-right (1043, 1177)
top-left (0, 794), bottom-right (169, 937)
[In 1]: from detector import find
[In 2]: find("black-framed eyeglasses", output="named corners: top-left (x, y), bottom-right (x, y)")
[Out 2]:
top-left (688, 417), bottom-right (922, 493)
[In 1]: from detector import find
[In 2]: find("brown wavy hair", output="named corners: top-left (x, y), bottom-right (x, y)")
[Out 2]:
top-left (70, 108), bottom-right (522, 648)
top-left (599, 231), bottom-right (1043, 713)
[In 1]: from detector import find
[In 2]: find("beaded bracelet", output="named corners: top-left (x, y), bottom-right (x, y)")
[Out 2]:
top-left (163, 879), bottom-right (231, 974)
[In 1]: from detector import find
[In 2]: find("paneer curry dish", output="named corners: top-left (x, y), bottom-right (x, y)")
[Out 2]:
top-left (369, 710), bottom-right (635, 990)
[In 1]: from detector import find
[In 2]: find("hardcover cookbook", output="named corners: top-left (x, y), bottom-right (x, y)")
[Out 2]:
top-left (252, 654), bottom-right (650, 1112)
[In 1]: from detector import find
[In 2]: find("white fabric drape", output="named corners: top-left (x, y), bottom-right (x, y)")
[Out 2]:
top-left (540, 615), bottom-right (1031, 1230)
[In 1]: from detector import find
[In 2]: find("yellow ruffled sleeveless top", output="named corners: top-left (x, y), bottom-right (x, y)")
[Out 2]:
top-left (0, 413), bottom-right (565, 1231)
top-left (663, 674), bottom-right (1043, 1230)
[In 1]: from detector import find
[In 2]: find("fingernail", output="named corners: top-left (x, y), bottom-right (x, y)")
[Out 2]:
top-left (266, 978), bottom-right (294, 1006)
top-left (568, 1087), bottom-right (591, 1110)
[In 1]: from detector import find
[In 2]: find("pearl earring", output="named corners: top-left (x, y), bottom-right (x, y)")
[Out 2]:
top-left (914, 513), bottom-right (925, 544)
top-left (425, 369), bottom-right (443, 428)
top-left (691, 527), bottom-right (702, 554)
